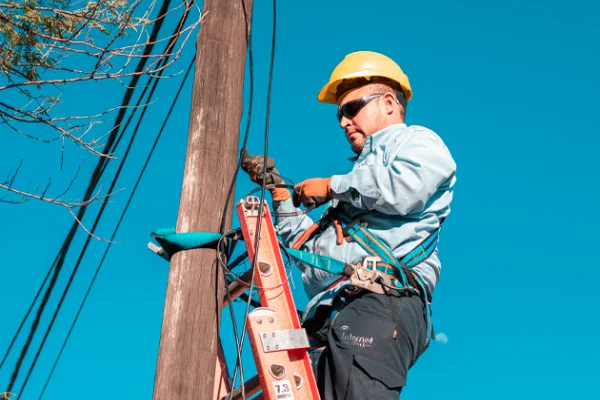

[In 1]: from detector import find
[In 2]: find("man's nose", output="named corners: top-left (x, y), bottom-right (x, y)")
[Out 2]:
top-left (339, 115), bottom-right (351, 129)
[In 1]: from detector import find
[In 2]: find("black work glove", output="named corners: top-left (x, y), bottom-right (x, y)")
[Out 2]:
top-left (240, 149), bottom-right (283, 186)
top-left (292, 178), bottom-right (332, 208)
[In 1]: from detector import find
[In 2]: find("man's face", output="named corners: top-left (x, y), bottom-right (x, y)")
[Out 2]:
top-left (337, 85), bottom-right (386, 154)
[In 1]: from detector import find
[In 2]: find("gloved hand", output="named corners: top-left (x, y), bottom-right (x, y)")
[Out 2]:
top-left (293, 177), bottom-right (332, 208)
top-left (240, 149), bottom-right (290, 201)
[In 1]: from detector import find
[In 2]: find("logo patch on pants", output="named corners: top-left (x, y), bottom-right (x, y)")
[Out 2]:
top-left (339, 325), bottom-right (374, 348)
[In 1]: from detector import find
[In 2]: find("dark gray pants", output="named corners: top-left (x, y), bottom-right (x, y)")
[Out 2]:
top-left (310, 291), bottom-right (430, 400)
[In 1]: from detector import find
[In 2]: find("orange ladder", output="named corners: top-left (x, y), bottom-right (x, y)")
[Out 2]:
top-left (214, 196), bottom-right (320, 400)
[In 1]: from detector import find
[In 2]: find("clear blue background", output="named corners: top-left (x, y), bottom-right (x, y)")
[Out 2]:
top-left (1, 0), bottom-right (599, 398)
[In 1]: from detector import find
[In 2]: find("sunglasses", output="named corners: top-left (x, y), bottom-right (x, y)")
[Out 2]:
top-left (337, 94), bottom-right (384, 122)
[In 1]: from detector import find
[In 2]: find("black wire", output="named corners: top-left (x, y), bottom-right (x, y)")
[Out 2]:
top-left (245, 184), bottom-right (314, 217)
top-left (3, 1), bottom-right (175, 392)
top-left (224, 241), bottom-right (299, 312)
top-left (10, 6), bottom-right (191, 397)
top-left (225, 252), bottom-right (251, 272)
top-left (7, 72), bottom-right (152, 389)
top-left (97, 1), bottom-right (194, 179)
top-left (0, 256), bottom-right (54, 370)
top-left (220, 0), bottom-right (255, 395)
top-left (230, 1), bottom-right (276, 397)
top-left (16, 71), bottom-right (166, 399)
top-left (36, 57), bottom-right (195, 400)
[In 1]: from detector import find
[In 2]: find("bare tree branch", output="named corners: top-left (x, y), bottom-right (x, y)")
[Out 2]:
top-left (0, 0), bottom-right (201, 238)
top-left (0, 0), bottom-right (201, 156)
top-left (0, 162), bottom-right (124, 243)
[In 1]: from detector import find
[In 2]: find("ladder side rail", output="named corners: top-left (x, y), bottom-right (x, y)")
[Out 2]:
top-left (237, 198), bottom-right (320, 400)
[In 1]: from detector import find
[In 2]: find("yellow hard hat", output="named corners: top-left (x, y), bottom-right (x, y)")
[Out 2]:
top-left (317, 51), bottom-right (412, 104)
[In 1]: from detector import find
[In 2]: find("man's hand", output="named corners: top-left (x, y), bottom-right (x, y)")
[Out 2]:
top-left (240, 149), bottom-right (290, 201)
top-left (293, 178), bottom-right (332, 208)
top-left (241, 149), bottom-right (280, 184)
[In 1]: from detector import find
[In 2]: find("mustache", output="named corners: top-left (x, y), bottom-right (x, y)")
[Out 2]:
top-left (345, 128), bottom-right (362, 137)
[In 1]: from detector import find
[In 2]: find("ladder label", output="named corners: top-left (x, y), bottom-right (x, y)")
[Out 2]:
top-left (273, 380), bottom-right (294, 399)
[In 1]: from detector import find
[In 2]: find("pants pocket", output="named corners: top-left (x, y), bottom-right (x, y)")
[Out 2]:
top-left (353, 352), bottom-right (406, 389)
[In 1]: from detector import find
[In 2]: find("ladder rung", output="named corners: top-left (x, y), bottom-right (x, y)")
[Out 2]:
top-left (221, 374), bottom-right (261, 400)
top-left (223, 269), bottom-right (253, 307)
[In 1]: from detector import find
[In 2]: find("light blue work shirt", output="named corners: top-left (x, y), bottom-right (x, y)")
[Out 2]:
top-left (274, 123), bottom-right (456, 321)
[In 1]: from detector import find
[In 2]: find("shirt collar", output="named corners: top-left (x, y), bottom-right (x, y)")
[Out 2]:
top-left (347, 123), bottom-right (407, 163)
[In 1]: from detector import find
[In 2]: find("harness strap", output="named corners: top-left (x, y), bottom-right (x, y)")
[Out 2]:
top-left (341, 219), bottom-right (410, 287)
top-left (285, 248), bottom-right (351, 275)
top-left (400, 228), bottom-right (440, 268)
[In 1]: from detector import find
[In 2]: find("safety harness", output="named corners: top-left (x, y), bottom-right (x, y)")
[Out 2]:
top-left (289, 208), bottom-right (441, 345)
top-left (150, 209), bottom-right (442, 345)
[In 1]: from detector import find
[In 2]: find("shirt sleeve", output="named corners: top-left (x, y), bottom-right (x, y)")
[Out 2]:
top-left (329, 129), bottom-right (456, 216)
top-left (273, 198), bottom-right (315, 248)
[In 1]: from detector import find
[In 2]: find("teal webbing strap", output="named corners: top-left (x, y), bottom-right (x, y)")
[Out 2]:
top-left (344, 221), bottom-right (399, 266)
top-left (284, 248), bottom-right (349, 275)
top-left (343, 220), bottom-right (409, 286)
top-left (400, 229), bottom-right (440, 268)
top-left (151, 228), bottom-right (222, 260)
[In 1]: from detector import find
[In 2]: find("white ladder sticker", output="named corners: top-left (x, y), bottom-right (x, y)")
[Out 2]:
top-left (273, 379), bottom-right (294, 399)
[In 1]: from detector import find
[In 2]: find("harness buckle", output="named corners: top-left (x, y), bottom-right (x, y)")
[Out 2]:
top-left (361, 256), bottom-right (381, 271)
top-left (346, 256), bottom-right (392, 295)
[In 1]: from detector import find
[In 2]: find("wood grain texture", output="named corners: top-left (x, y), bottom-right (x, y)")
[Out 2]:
top-left (153, 1), bottom-right (253, 398)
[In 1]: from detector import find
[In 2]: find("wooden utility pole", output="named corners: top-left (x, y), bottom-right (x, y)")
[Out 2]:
top-left (153, 1), bottom-right (253, 399)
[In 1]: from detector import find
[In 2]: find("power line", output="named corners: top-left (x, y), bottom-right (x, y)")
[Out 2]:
top-left (1, 0), bottom-right (176, 380)
top-left (13, 7), bottom-right (196, 397)
top-left (17, 65), bottom-right (166, 398)
top-left (37, 56), bottom-right (195, 400)
top-left (3, 0), bottom-right (177, 393)
top-left (0, 259), bottom-right (53, 370)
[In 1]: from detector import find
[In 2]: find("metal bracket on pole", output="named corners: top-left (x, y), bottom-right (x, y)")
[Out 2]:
top-left (148, 243), bottom-right (168, 260)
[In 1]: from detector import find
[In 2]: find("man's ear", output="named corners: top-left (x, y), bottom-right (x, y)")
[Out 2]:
top-left (383, 92), bottom-right (397, 114)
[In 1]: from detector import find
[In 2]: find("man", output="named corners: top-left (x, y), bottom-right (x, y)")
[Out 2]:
top-left (242, 51), bottom-right (456, 399)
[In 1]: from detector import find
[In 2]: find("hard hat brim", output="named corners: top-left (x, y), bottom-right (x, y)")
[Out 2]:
top-left (317, 80), bottom-right (340, 104)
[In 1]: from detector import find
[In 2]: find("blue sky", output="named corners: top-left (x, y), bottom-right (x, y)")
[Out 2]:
top-left (1, 0), bottom-right (599, 398)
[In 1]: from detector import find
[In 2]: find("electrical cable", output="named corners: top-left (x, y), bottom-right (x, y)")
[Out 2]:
top-left (3, 0), bottom-right (175, 392)
top-left (245, 184), bottom-right (314, 217)
top-left (0, 260), bottom-right (54, 371)
top-left (219, 0), bottom-right (255, 395)
top-left (36, 56), bottom-right (195, 400)
top-left (8, 4), bottom-right (196, 397)
top-left (6, 0), bottom-right (272, 396)
top-left (221, 244), bottom-right (299, 314)
top-left (229, 1), bottom-right (277, 397)
top-left (16, 63), bottom-right (170, 399)
top-left (16, 36), bottom-right (192, 400)
top-left (218, 233), bottom-right (291, 293)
